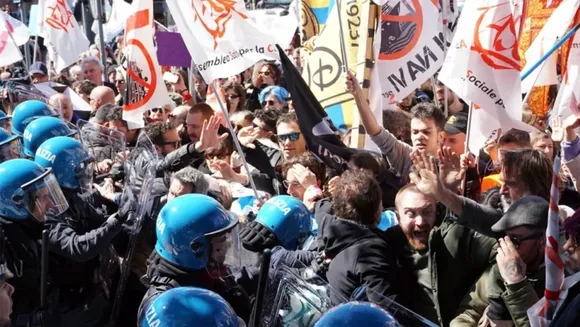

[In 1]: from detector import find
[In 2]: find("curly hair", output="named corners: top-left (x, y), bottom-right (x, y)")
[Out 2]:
top-left (144, 121), bottom-right (174, 147)
top-left (254, 109), bottom-right (280, 132)
top-left (332, 168), bottom-right (382, 226)
top-left (282, 152), bottom-right (326, 186)
top-left (251, 61), bottom-right (281, 87)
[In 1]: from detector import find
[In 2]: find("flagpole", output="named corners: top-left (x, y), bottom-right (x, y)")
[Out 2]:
top-left (521, 22), bottom-right (580, 81)
top-left (461, 102), bottom-right (474, 195)
top-left (431, 76), bottom-right (440, 108)
top-left (209, 82), bottom-right (261, 200)
top-left (96, 0), bottom-right (108, 82)
top-left (442, 0), bottom-right (449, 117)
top-left (33, 0), bottom-right (44, 64)
top-left (335, 0), bottom-right (350, 73)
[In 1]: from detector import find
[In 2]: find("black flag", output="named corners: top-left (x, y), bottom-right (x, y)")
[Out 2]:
top-left (276, 45), bottom-right (357, 173)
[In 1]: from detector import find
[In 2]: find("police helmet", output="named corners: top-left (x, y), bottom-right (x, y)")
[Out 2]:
top-left (11, 100), bottom-right (57, 137)
top-left (23, 116), bottom-right (76, 157)
top-left (314, 302), bottom-right (399, 327)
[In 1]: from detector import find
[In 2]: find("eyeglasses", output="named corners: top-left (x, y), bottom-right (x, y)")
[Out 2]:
top-left (205, 152), bottom-right (229, 160)
top-left (278, 132), bottom-right (300, 142)
top-left (259, 70), bottom-right (271, 76)
top-left (228, 94), bottom-right (240, 100)
top-left (508, 234), bottom-right (543, 249)
top-left (163, 140), bottom-right (181, 148)
top-left (283, 180), bottom-right (301, 189)
top-left (252, 122), bottom-right (271, 132)
top-left (262, 100), bottom-right (276, 107)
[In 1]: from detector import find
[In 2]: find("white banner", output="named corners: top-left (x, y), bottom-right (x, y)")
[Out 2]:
top-left (122, 0), bottom-right (169, 127)
top-left (1, 11), bottom-right (30, 46)
top-left (0, 12), bottom-right (23, 67)
top-left (439, 0), bottom-right (533, 153)
top-left (39, 0), bottom-right (89, 72)
top-left (166, 0), bottom-right (279, 82)
top-left (374, 0), bottom-right (446, 101)
top-left (91, 0), bottom-right (132, 43)
top-left (556, 30), bottom-right (580, 119)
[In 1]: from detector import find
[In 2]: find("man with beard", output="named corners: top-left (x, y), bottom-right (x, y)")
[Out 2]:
top-left (384, 181), bottom-right (497, 326)
top-left (434, 79), bottom-right (469, 115)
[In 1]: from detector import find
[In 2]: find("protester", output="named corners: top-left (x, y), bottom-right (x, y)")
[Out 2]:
top-left (28, 62), bottom-right (49, 84)
top-left (48, 93), bottom-right (78, 123)
top-left (89, 86), bottom-right (116, 114)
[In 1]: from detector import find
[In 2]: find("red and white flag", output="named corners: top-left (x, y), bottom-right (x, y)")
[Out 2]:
top-left (373, 0), bottom-right (448, 102)
top-left (38, 0), bottom-right (89, 72)
top-left (0, 11), bottom-right (29, 46)
top-left (0, 12), bottom-right (23, 67)
top-left (165, 0), bottom-right (279, 82)
top-left (438, 0), bottom-right (533, 153)
top-left (122, 0), bottom-right (170, 127)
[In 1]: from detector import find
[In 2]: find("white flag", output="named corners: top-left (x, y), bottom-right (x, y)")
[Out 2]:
top-left (0, 13), bottom-right (23, 67)
top-left (521, 0), bottom-right (580, 93)
top-left (91, 0), bottom-right (132, 43)
top-left (39, 0), bottom-right (89, 72)
top-left (1, 11), bottom-right (29, 46)
top-left (439, 0), bottom-right (533, 153)
top-left (556, 30), bottom-right (580, 119)
top-left (122, 0), bottom-right (169, 127)
top-left (166, 0), bottom-right (279, 82)
top-left (374, 0), bottom-right (446, 102)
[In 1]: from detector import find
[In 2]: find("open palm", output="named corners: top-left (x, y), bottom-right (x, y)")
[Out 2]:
top-left (438, 147), bottom-right (466, 191)
top-left (409, 151), bottom-right (442, 197)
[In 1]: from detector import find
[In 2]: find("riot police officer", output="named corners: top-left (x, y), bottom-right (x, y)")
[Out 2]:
top-left (139, 287), bottom-right (245, 327)
top-left (11, 100), bottom-right (57, 137)
top-left (0, 224), bottom-right (15, 327)
top-left (140, 194), bottom-right (254, 323)
top-left (0, 159), bottom-right (69, 326)
top-left (23, 117), bottom-right (76, 158)
top-left (34, 136), bottom-right (132, 326)
top-left (240, 195), bottom-right (318, 268)
top-left (314, 302), bottom-right (399, 327)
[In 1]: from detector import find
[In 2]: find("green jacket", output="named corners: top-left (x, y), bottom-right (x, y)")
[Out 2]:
top-left (386, 218), bottom-right (497, 327)
top-left (451, 263), bottom-right (545, 327)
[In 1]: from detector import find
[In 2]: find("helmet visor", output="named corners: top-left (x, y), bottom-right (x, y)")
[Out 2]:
top-left (76, 157), bottom-right (95, 192)
top-left (23, 172), bottom-right (69, 222)
top-left (0, 138), bottom-right (22, 162)
top-left (205, 223), bottom-right (241, 278)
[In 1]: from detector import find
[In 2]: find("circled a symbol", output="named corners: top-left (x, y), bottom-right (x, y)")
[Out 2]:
top-left (123, 38), bottom-right (157, 112)
top-left (379, 0), bottom-right (423, 60)
top-left (307, 46), bottom-right (342, 92)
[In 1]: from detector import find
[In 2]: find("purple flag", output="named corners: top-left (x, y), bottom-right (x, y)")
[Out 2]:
top-left (155, 31), bottom-right (192, 68)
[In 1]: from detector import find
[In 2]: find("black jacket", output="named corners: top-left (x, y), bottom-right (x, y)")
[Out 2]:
top-left (139, 252), bottom-right (257, 324)
top-left (318, 213), bottom-right (408, 307)
top-left (1, 217), bottom-right (47, 318)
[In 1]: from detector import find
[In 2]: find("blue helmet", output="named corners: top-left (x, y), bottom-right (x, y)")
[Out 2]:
top-left (377, 210), bottom-right (399, 231)
top-left (254, 195), bottom-right (312, 250)
top-left (140, 287), bottom-right (242, 327)
top-left (11, 100), bottom-right (56, 137)
top-left (0, 159), bottom-right (69, 221)
top-left (0, 110), bottom-right (11, 130)
top-left (155, 194), bottom-right (240, 271)
top-left (0, 128), bottom-right (21, 162)
top-left (34, 137), bottom-right (94, 191)
top-left (314, 302), bottom-right (399, 327)
top-left (23, 117), bottom-right (76, 157)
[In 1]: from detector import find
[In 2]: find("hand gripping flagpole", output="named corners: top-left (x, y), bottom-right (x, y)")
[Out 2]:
top-left (335, 0), bottom-right (350, 74)
top-left (209, 82), bottom-right (261, 200)
top-left (542, 155), bottom-right (564, 322)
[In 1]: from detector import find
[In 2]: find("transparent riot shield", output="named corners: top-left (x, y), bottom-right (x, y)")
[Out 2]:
top-left (261, 259), bottom-right (347, 327)
top-left (77, 120), bottom-right (127, 181)
top-left (349, 287), bottom-right (438, 327)
top-left (108, 130), bottom-right (159, 326)
top-left (5, 81), bottom-right (50, 106)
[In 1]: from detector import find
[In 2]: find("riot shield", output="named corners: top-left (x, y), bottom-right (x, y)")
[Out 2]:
top-left (5, 81), bottom-right (50, 106)
top-left (77, 120), bottom-right (127, 180)
top-left (261, 259), bottom-right (347, 327)
top-left (108, 130), bottom-right (159, 326)
top-left (349, 287), bottom-right (438, 327)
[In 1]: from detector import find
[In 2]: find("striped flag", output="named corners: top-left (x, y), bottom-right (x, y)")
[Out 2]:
top-left (527, 155), bottom-right (564, 327)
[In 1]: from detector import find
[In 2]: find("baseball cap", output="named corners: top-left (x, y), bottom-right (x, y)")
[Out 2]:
top-left (444, 113), bottom-right (468, 134)
top-left (491, 196), bottom-right (549, 232)
top-left (29, 62), bottom-right (48, 76)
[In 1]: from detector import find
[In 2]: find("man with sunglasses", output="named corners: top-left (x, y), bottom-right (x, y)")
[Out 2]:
top-left (452, 196), bottom-right (550, 327)
top-left (276, 113), bottom-right (307, 161)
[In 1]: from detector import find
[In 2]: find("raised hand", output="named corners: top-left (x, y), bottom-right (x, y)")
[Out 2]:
top-left (237, 126), bottom-right (260, 149)
top-left (344, 69), bottom-right (362, 95)
top-left (409, 150), bottom-right (443, 197)
top-left (209, 159), bottom-right (237, 181)
top-left (438, 146), bottom-right (467, 191)
top-left (497, 236), bottom-right (527, 284)
top-left (195, 115), bottom-right (229, 152)
top-left (288, 164), bottom-right (318, 189)
top-left (551, 115), bottom-right (564, 143)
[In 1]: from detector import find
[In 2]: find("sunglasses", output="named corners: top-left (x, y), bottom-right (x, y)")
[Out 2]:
top-left (228, 94), bottom-right (240, 100)
top-left (150, 107), bottom-right (166, 114)
top-left (278, 132), bottom-right (300, 142)
top-left (262, 100), bottom-right (277, 107)
top-left (205, 152), bottom-right (229, 160)
top-left (508, 234), bottom-right (542, 249)
top-left (259, 70), bottom-right (271, 76)
top-left (163, 140), bottom-right (181, 148)
top-left (115, 80), bottom-right (125, 85)
top-left (252, 122), bottom-right (271, 132)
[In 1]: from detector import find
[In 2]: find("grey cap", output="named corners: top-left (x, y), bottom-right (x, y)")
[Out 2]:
top-left (29, 62), bottom-right (48, 76)
top-left (491, 196), bottom-right (549, 232)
